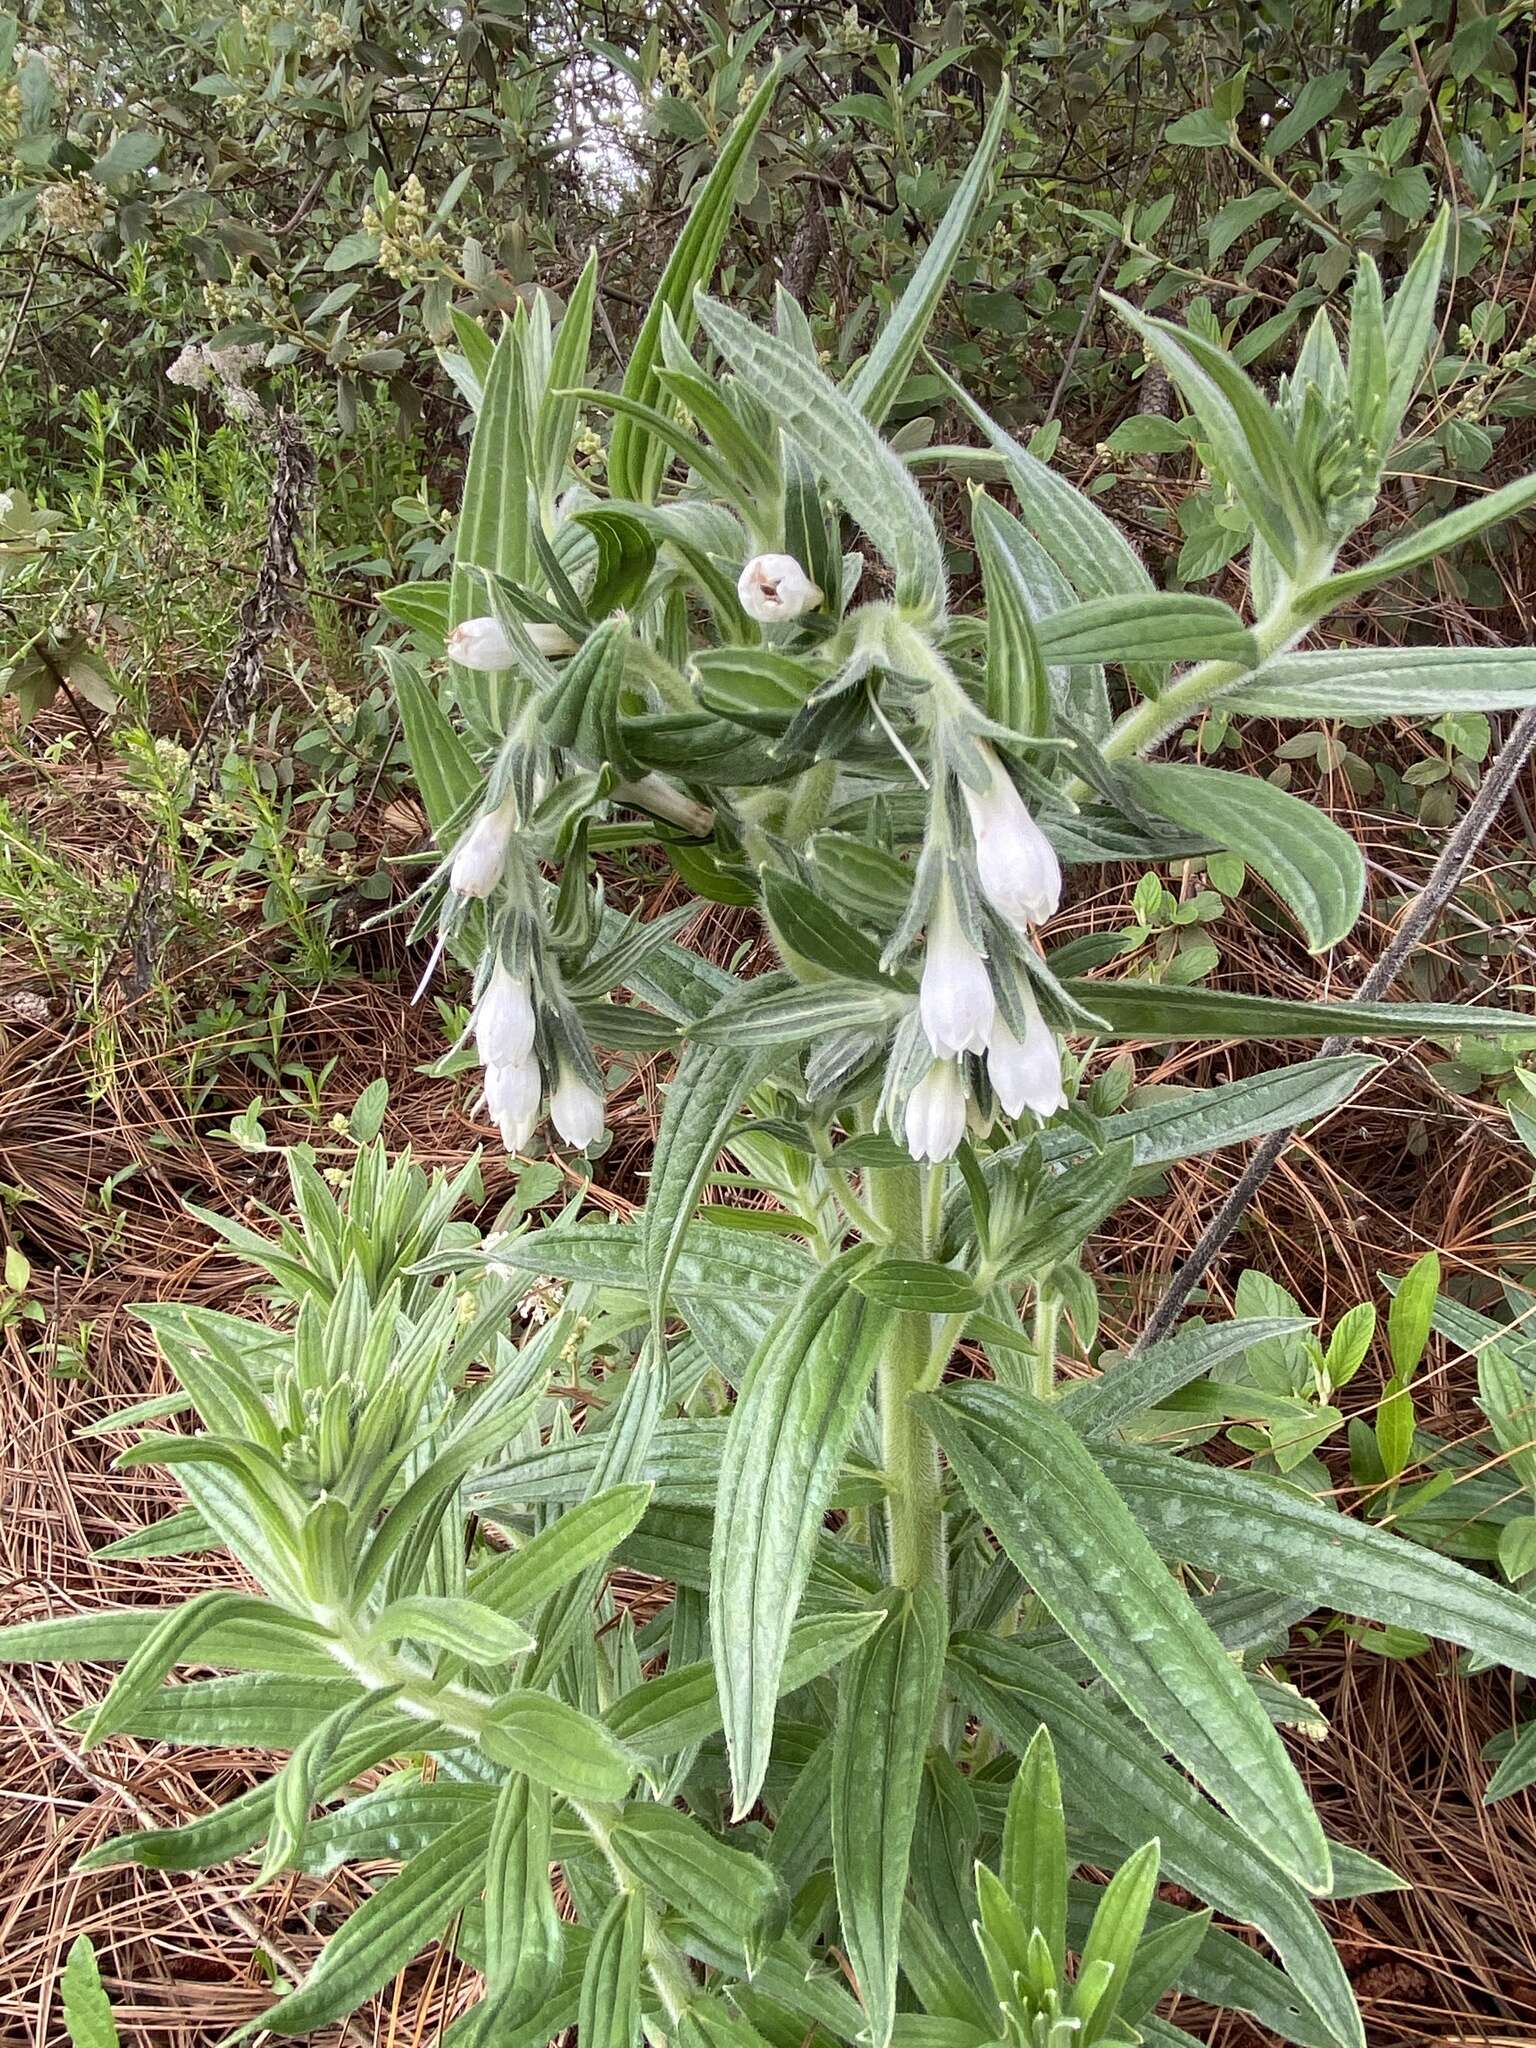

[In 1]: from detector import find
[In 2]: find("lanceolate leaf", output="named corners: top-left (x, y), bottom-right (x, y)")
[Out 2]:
top-left (476, 1775), bottom-right (563, 2039)
top-left (1106, 295), bottom-right (1327, 574)
top-left (1222, 645), bottom-right (1536, 720)
top-left (832, 1584), bottom-right (947, 2048)
top-left (1062, 1317), bottom-right (1313, 1437)
top-left (254, 1811), bottom-right (496, 2036)
top-left (612, 1803), bottom-right (788, 1966)
top-left (576, 1889), bottom-right (644, 2048)
top-left (1120, 760), bottom-right (1365, 951)
top-left (645, 1041), bottom-right (780, 1342)
top-left (922, 1381), bottom-right (1332, 1893)
top-left (1099, 1445), bottom-right (1536, 1678)
top-left (949, 1635), bottom-right (1363, 2048)
top-left (697, 295), bottom-right (947, 619)
top-left (1063, 977), bottom-right (1536, 1044)
top-left (608, 69), bottom-right (778, 505)
top-left (1034, 593), bottom-right (1256, 669)
top-left (712, 1248), bottom-right (887, 1816)
top-left (848, 84), bottom-right (1010, 428)
top-left (1309, 471), bottom-right (1536, 606)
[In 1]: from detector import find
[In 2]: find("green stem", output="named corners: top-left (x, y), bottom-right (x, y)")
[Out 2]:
top-left (1068, 566), bottom-right (1332, 792)
top-left (1032, 1287), bottom-right (1061, 1403)
top-left (868, 1162), bottom-right (947, 1594)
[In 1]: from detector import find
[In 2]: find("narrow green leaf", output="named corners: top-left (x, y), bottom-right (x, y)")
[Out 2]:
top-left (1062, 1318), bottom-right (1312, 1437)
top-left (696, 295), bottom-right (947, 618)
top-left (1002, 1727), bottom-right (1067, 1970)
top-left (852, 1259), bottom-right (982, 1313)
top-left (1035, 594), bottom-right (1256, 668)
top-left (1064, 977), bottom-right (1536, 1044)
top-left (469, 1483), bottom-right (653, 1619)
top-left (480, 1690), bottom-right (637, 1802)
top-left (254, 1811), bottom-right (494, 2035)
top-left (60, 1937), bottom-right (120, 2048)
top-left (370, 1596), bottom-right (535, 1663)
top-left (1382, 206), bottom-right (1449, 443)
top-left (923, 1382), bottom-right (1331, 1892)
top-left (612, 1804), bottom-right (788, 1967)
top-left (383, 649), bottom-right (479, 835)
top-left (609, 69), bottom-right (778, 503)
top-left (1222, 645), bottom-right (1536, 720)
top-left (1100, 1444), bottom-right (1536, 1677)
top-left (849, 85), bottom-right (1009, 427)
top-left (833, 1584), bottom-right (947, 2048)
top-left (712, 1248), bottom-right (887, 1816)
top-left (1106, 295), bottom-right (1326, 573)
top-left (81, 1591), bottom-right (282, 1751)
top-left (577, 1890), bottom-right (644, 2048)
top-left (1308, 471), bottom-right (1536, 607)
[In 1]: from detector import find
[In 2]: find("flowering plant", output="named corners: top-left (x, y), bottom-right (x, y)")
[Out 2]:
top-left (11, 75), bottom-right (1536, 2048)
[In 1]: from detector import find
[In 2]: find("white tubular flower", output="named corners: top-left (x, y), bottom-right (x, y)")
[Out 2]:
top-left (527, 621), bottom-right (578, 657)
top-left (447, 615), bottom-right (516, 670)
top-left (903, 1059), bottom-right (968, 1163)
top-left (919, 889), bottom-right (995, 1058)
top-left (550, 1069), bottom-right (604, 1149)
top-left (987, 993), bottom-right (1066, 1120)
top-left (448, 796), bottom-right (518, 898)
top-left (485, 1053), bottom-right (542, 1153)
top-left (474, 962), bottom-right (536, 1067)
top-left (737, 552), bottom-right (823, 623)
top-left (962, 745), bottom-right (1063, 932)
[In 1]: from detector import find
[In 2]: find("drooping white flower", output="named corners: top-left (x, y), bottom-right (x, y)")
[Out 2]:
top-left (903, 1059), bottom-right (968, 1163)
top-left (737, 553), bottom-right (823, 624)
top-left (485, 1052), bottom-right (542, 1153)
top-left (449, 797), bottom-right (517, 898)
top-left (474, 962), bottom-right (536, 1067)
top-left (962, 745), bottom-right (1062, 933)
top-left (550, 1068), bottom-right (604, 1149)
top-left (987, 992), bottom-right (1066, 1119)
top-left (449, 614), bottom-right (577, 668)
top-left (919, 889), bottom-right (995, 1059)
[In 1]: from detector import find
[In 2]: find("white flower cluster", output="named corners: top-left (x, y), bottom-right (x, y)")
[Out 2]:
top-left (472, 957), bottom-right (603, 1154)
top-left (904, 745), bottom-right (1066, 1163)
top-left (166, 340), bottom-right (266, 422)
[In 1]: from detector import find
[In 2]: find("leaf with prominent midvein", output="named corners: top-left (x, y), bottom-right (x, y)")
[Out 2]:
top-left (577, 1889), bottom-right (644, 2048)
top-left (1308, 471), bottom-right (1536, 606)
top-left (1098, 1445), bottom-right (1536, 1676)
top-left (68, 1671), bottom-right (360, 1748)
top-left (1061, 1318), bottom-right (1312, 1436)
top-left (1120, 761), bottom-right (1364, 952)
top-left (849, 85), bottom-right (1009, 427)
top-left (1063, 977), bottom-right (1536, 1043)
top-left (712, 1246), bottom-right (887, 1816)
top-left (475, 1775), bottom-right (562, 2042)
top-left (949, 1635), bottom-right (1363, 2048)
top-left (1034, 593), bottom-right (1256, 668)
top-left (609, 68), bottom-right (777, 505)
top-left (921, 1381), bottom-right (1331, 1893)
top-left (253, 1810), bottom-right (496, 2036)
top-left (645, 1041), bottom-right (779, 1344)
top-left (468, 1483), bottom-right (652, 1620)
top-left (1222, 645), bottom-right (1536, 721)
top-left (382, 649), bottom-right (478, 834)
top-left (607, 1608), bottom-right (885, 1763)
top-left (696, 295), bottom-right (946, 618)
top-left (451, 321), bottom-right (529, 646)
top-left (1105, 296), bottom-right (1326, 574)
top-left (0, 1604), bottom-right (339, 1675)
top-left (833, 1584), bottom-right (946, 2048)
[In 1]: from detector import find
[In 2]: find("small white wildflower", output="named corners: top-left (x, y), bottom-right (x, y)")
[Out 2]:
top-left (448, 796), bottom-right (517, 898)
top-left (485, 1052), bottom-right (541, 1153)
top-left (962, 744), bottom-right (1063, 933)
top-left (737, 552), bottom-right (822, 624)
top-left (550, 1069), bottom-right (604, 1150)
top-left (919, 888), bottom-right (994, 1059)
top-left (903, 1059), bottom-right (968, 1163)
top-left (473, 962), bottom-right (536, 1066)
top-left (986, 991), bottom-right (1066, 1120)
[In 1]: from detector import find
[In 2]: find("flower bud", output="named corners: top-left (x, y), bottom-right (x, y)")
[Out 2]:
top-left (919, 890), bottom-right (995, 1059)
top-left (987, 993), bottom-right (1066, 1120)
top-left (485, 1052), bottom-right (542, 1153)
top-left (962, 745), bottom-right (1062, 932)
top-left (474, 962), bottom-right (536, 1067)
top-left (448, 797), bottom-right (517, 898)
top-left (903, 1059), bottom-right (968, 1163)
top-left (737, 552), bottom-right (823, 624)
top-left (550, 1069), bottom-right (604, 1149)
